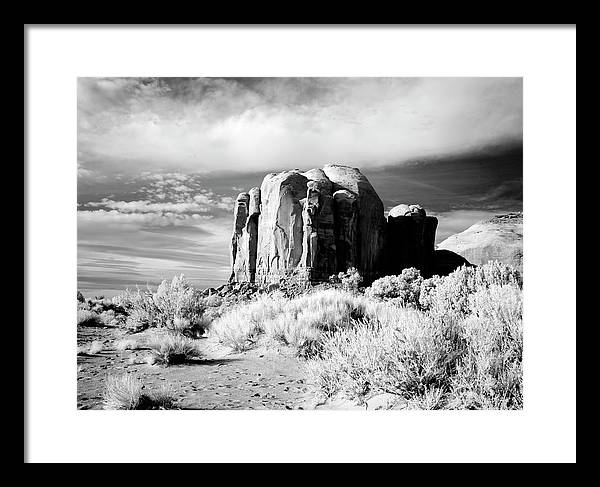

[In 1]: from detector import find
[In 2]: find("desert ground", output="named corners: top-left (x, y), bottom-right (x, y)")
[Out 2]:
top-left (77, 326), bottom-right (314, 410)
top-left (77, 261), bottom-right (523, 411)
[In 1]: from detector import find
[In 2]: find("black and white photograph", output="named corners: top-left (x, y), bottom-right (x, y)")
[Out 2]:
top-left (25, 25), bottom-right (576, 463)
top-left (76, 76), bottom-right (524, 411)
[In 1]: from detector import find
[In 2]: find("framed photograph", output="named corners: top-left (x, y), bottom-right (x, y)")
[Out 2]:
top-left (25, 24), bottom-right (576, 463)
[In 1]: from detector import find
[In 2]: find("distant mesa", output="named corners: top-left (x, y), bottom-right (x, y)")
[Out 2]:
top-left (437, 212), bottom-right (523, 272)
top-left (229, 164), bottom-right (521, 284)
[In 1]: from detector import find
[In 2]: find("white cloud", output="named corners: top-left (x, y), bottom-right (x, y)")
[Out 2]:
top-left (78, 209), bottom-right (214, 227)
top-left (86, 199), bottom-right (209, 214)
top-left (78, 77), bottom-right (523, 175)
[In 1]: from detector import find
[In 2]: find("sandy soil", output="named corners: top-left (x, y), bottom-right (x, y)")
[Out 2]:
top-left (77, 326), bottom-right (316, 410)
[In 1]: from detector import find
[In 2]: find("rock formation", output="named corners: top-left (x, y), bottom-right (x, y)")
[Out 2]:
top-left (230, 164), bottom-right (389, 285)
top-left (437, 212), bottom-right (523, 272)
top-left (228, 164), bottom-right (521, 284)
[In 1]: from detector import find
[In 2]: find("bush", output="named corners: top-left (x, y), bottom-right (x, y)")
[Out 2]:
top-left (125, 307), bottom-right (154, 332)
top-left (419, 261), bottom-right (523, 315)
top-left (153, 275), bottom-right (204, 331)
top-left (211, 289), bottom-right (368, 356)
top-left (148, 333), bottom-right (202, 365)
top-left (306, 276), bottom-right (523, 409)
top-left (112, 276), bottom-right (206, 334)
top-left (329, 267), bottom-right (363, 291)
top-left (102, 374), bottom-right (177, 410)
top-left (114, 338), bottom-right (141, 351)
top-left (77, 309), bottom-right (104, 327)
top-left (88, 340), bottom-right (104, 354)
top-left (366, 268), bottom-right (423, 307)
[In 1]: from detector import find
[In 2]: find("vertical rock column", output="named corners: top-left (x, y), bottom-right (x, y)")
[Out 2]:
top-left (246, 187), bottom-right (261, 282)
top-left (230, 192), bottom-right (250, 282)
top-left (230, 188), bottom-right (262, 283)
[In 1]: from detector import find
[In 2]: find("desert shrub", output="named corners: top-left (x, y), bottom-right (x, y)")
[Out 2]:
top-left (147, 333), bottom-right (202, 365)
top-left (113, 276), bottom-right (206, 334)
top-left (77, 309), bottom-right (104, 327)
top-left (418, 274), bottom-right (444, 310)
top-left (102, 374), bottom-right (177, 410)
top-left (88, 340), bottom-right (104, 354)
top-left (202, 294), bottom-right (223, 307)
top-left (419, 261), bottom-right (522, 316)
top-left (448, 284), bottom-right (523, 409)
top-left (329, 267), bottom-right (363, 291)
top-left (210, 295), bottom-right (280, 351)
top-left (125, 307), bottom-right (154, 332)
top-left (114, 288), bottom-right (158, 331)
top-left (114, 338), bottom-right (142, 351)
top-left (306, 306), bottom-right (466, 401)
top-left (153, 275), bottom-right (205, 331)
top-left (211, 289), bottom-right (368, 356)
top-left (306, 277), bottom-right (523, 409)
top-left (366, 268), bottom-right (423, 307)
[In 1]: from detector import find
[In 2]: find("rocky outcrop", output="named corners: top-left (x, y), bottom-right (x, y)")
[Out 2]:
top-left (228, 165), bottom-right (521, 285)
top-left (386, 204), bottom-right (438, 277)
top-left (437, 212), bottom-right (523, 271)
top-left (230, 164), bottom-right (389, 284)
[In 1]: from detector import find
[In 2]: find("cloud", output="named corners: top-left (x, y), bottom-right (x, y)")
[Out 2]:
top-left (77, 170), bottom-right (239, 296)
top-left (78, 209), bottom-right (213, 227)
top-left (78, 77), bottom-right (522, 176)
top-left (86, 199), bottom-right (211, 215)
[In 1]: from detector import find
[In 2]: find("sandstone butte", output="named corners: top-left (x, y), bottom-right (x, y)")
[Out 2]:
top-left (229, 164), bottom-right (522, 285)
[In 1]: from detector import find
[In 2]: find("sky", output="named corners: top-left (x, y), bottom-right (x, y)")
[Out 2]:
top-left (78, 77), bottom-right (523, 297)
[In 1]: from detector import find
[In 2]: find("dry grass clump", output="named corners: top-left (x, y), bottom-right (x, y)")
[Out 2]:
top-left (88, 340), bottom-right (104, 354)
top-left (78, 340), bottom-right (104, 355)
top-left (102, 374), bottom-right (177, 410)
top-left (114, 338), bottom-right (142, 351)
top-left (147, 333), bottom-right (203, 365)
top-left (211, 289), bottom-right (368, 355)
top-left (77, 309), bottom-right (104, 327)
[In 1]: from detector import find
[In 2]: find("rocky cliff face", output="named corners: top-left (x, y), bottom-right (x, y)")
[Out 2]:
top-left (437, 212), bottom-right (523, 271)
